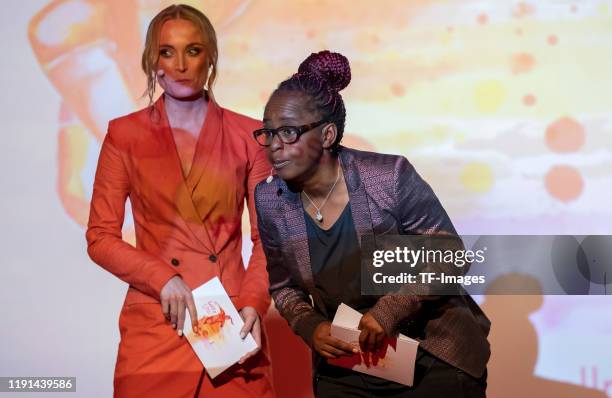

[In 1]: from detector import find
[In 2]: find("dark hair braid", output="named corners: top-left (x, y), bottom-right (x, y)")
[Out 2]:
top-left (275, 50), bottom-right (351, 151)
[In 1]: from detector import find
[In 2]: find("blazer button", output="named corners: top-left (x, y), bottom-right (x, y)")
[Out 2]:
top-left (171, 258), bottom-right (180, 266)
top-left (209, 254), bottom-right (217, 263)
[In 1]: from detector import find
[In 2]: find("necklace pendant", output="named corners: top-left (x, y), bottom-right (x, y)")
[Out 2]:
top-left (315, 211), bottom-right (323, 222)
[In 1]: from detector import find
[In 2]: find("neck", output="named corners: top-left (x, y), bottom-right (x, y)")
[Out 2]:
top-left (163, 92), bottom-right (208, 133)
top-left (163, 92), bottom-right (207, 118)
top-left (300, 152), bottom-right (340, 198)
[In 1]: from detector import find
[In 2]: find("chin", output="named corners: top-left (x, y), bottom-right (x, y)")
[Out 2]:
top-left (275, 168), bottom-right (292, 181)
top-left (277, 166), bottom-right (309, 184)
top-left (276, 165), bottom-right (300, 182)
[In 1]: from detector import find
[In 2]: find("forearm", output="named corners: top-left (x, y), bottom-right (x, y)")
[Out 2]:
top-left (272, 287), bottom-right (328, 346)
top-left (86, 229), bottom-right (178, 299)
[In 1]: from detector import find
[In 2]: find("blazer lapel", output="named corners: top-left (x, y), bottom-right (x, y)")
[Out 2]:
top-left (340, 148), bottom-right (374, 245)
top-left (153, 96), bottom-right (216, 253)
top-left (279, 180), bottom-right (314, 289)
top-left (185, 100), bottom-right (222, 191)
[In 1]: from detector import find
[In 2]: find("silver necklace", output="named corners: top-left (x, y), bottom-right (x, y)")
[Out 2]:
top-left (302, 163), bottom-right (341, 223)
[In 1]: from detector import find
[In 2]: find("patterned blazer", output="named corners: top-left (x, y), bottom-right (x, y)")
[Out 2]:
top-left (255, 146), bottom-right (490, 378)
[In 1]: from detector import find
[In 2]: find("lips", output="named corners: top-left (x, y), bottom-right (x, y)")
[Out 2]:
top-left (175, 78), bottom-right (192, 83)
top-left (273, 160), bottom-right (290, 169)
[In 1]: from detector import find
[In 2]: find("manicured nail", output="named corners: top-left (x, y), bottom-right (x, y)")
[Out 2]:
top-left (240, 332), bottom-right (245, 339)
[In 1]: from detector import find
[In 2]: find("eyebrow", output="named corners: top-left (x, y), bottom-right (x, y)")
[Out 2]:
top-left (158, 42), bottom-right (205, 48)
top-left (262, 117), bottom-right (299, 124)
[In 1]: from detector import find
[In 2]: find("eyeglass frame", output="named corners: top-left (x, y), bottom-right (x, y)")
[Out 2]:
top-left (252, 119), bottom-right (329, 146)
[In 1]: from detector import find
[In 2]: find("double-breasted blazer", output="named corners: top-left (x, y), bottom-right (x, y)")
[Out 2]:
top-left (86, 96), bottom-right (274, 397)
top-left (254, 146), bottom-right (490, 379)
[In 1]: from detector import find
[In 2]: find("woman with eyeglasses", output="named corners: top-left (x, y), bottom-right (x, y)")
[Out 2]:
top-left (253, 50), bottom-right (490, 397)
top-left (86, 4), bottom-right (274, 397)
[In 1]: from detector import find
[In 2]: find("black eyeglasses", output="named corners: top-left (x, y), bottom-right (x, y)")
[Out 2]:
top-left (253, 119), bottom-right (328, 146)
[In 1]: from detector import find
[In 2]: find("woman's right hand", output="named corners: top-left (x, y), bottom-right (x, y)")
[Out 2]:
top-left (160, 276), bottom-right (198, 336)
top-left (312, 322), bottom-right (359, 359)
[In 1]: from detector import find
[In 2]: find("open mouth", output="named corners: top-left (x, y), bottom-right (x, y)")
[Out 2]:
top-left (273, 160), bottom-right (290, 169)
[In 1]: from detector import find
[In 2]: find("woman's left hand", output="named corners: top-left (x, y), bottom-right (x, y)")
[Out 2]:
top-left (358, 312), bottom-right (386, 352)
top-left (238, 306), bottom-right (261, 364)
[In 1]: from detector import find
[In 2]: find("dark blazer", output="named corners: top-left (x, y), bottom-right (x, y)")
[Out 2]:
top-left (254, 146), bottom-right (490, 378)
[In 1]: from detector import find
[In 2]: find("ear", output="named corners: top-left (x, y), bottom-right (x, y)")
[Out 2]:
top-left (321, 122), bottom-right (338, 150)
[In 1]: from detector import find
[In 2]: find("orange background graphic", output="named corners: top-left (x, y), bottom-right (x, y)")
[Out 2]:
top-left (0, 1), bottom-right (610, 397)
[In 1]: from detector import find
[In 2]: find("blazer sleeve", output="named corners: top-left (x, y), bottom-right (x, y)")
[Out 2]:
top-left (236, 140), bottom-right (272, 318)
top-left (369, 156), bottom-right (460, 336)
top-left (255, 187), bottom-right (328, 346)
top-left (86, 122), bottom-right (178, 299)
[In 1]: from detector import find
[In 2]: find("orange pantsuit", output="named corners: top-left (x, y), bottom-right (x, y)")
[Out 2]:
top-left (86, 96), bottom-right (275, 397)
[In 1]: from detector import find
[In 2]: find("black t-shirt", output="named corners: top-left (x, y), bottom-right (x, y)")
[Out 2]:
top-left (305, 204), bottom-right (377, 320)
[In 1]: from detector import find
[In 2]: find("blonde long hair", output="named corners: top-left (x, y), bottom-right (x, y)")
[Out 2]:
top-left (141, 4), bottom-right (218, 105)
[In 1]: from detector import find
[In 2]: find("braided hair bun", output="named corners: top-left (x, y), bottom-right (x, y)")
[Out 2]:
top-left (273, 50), bottom-right (351, 152)
top-left (297, 50), bottom-right (351, 92)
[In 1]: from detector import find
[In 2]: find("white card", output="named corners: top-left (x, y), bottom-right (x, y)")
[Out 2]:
top-left (329, 303), bottom-right (420, 386)
top-left (184, 277), bottom-right (258, 378)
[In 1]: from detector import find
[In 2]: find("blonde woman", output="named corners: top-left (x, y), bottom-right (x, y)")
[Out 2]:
top-left (86, 4), bottom-right (274, 397)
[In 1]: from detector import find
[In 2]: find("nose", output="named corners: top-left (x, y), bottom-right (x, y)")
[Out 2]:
top-left (176, 53), bottom-right (187, 73)
top-left (269, 133), bottom-right (284, 152)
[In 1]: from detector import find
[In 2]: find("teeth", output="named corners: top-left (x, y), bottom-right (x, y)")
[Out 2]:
top-left (274, 161), bottom-right (290, 169)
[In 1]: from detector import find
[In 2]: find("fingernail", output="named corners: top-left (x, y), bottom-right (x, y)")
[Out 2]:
top-left (172, 323), bottom-right (176, 329)
top-left (240, 332), bottom-right (245, 339)
top-left (353, 348), bottom-right (359, 353)
top-left (178, 329), bottom-right (183, 337)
